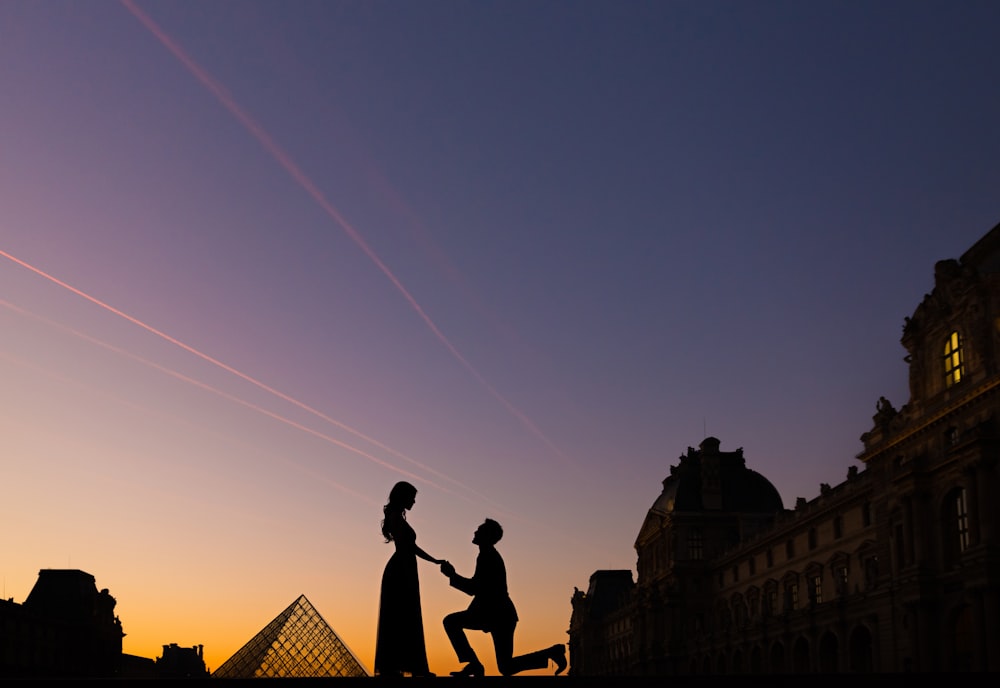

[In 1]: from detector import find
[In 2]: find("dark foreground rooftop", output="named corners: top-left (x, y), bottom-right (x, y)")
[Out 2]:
top-left (4, 675), bottom-right (999, 687)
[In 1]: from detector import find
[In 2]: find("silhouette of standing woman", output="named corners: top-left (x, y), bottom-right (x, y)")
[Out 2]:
top-left (374, 481), bottom-right (444, 677)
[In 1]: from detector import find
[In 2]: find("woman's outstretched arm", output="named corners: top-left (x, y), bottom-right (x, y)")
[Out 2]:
top-left (415, 545), bottom-right (443, 565)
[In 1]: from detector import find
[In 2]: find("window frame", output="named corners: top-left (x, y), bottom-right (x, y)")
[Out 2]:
top-left (688, 527), bottom-right (704, 560)
top-left (944, 330), bottom-right (965, 388)
top-left (810, 572), bottom-right (823, 605)
top-left (956, 487), bottom-right (971, 552)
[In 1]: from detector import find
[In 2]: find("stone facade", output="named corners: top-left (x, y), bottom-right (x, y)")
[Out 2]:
top-left (568, 221), bottom-right (1000, 674)
top-left (0, 569), bottom-right (124, 678)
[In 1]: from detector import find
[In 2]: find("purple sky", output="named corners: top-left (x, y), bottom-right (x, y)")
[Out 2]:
top-left (2, 0), bottom-right (999, 674)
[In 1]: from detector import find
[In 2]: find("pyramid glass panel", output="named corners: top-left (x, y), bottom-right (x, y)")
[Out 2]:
top-left (213, 594), bottom-right (369, 678)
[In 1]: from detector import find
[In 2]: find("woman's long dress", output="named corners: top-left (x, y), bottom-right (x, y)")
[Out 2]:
top-left (374, 516), bottom-right (430, 676)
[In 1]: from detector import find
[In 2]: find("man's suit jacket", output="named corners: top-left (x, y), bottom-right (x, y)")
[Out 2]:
top-left (448, 545), bottom-right (519, 632)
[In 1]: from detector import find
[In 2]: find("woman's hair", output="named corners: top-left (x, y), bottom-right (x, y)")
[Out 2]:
top-left (381, 481), bottom-right (417, 542)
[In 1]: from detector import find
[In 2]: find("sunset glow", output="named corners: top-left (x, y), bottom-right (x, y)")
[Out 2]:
top-left (2, 0), bottom-right (999, 676)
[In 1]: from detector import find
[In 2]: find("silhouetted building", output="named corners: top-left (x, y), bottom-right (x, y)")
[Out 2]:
top-left (0, 569), bottom-right (124, 678)
top-left (570, 220), bottom-right (1000, 674)
top-left (120, 652), bottom-right (157, 678)
top-left (213, 594), bottom-right (369, 678)
top-left (155, 642), bottom-right (210, 678)
top-left (569, 571), bottom-right (635, 675)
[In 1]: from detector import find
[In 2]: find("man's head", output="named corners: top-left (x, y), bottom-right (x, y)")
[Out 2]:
top-left (472, 518), bottom-right (503, 546)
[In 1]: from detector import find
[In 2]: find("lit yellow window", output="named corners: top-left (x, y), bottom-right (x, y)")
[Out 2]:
top-left (944, 331), bottom-right (964, 387)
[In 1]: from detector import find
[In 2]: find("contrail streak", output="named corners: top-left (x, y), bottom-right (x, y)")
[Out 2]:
top-left (117, 0), bottom-right (570, 466)
top-left (0, 345), bottom-right (380, 507)
top-left (1, 295), bottom-right (526, 518)
top-left (0, 299), bottom-right (431, 481)
top-left (3, 295), bottom-right (602, 559)
top-left (0, 254), bottom-right (498, 506)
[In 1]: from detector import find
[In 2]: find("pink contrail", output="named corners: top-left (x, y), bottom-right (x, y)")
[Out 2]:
top-left (1, 294), bottom-right (519, 516)
top-left (358, 161), bottom-right (535, 357)
top-left (0, 346), bottom-right (381, 507)
top-left (117, 0), bottom-right (570, 466)
top-left (0, 284), bottom-right (508, 500)
top-left (0, 303), bottom-right (591, 554)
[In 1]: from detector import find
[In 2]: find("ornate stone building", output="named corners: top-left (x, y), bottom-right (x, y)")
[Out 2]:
top-left (0, 569), bottom-right (124, 678)
top-left (569, 221), bottom-right (1000, 674)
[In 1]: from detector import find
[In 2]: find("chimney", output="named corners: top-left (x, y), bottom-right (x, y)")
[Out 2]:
top-left (700, 437), bottom-right (722, 510)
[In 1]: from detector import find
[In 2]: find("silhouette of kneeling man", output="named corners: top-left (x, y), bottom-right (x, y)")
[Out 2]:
top-left (440, 519), bottom-right (567, 676)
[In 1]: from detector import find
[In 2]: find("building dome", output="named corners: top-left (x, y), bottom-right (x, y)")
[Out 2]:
top-left (650, 437), bottom-right (783, 514)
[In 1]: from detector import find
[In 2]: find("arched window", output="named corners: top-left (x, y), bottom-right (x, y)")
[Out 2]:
top-left (819, 632), bottom-right (839, 673)
top-left (783, 574), bottom-right (799, 611)
top-left (793, 636), bottom-right (811, 672)
top-left (770, 642), bottom-right (785, 674)
top-left (944, 331), bottom-right (964, 387)
top-left (833, 561), bottom-right (849, 596)
top-left (863, 556), bottom-right (879, 590)
top-left (807, 569), bottom-right (823, 605)
top-left (849, 625), bottom-right (874, 672)
top-left (949, 605), bottom-right (974, 671)
top-left (956, 488), bottom-right (971, 551)
top-left (942, 487), bottom-right (972, 564)
top-left (718, 602), bottom-right (732, 630)
top-left (746, 586), bottom-right (760, 621)
top-left (764, 580), bottom-right (778, 617)
top-left (732, 594), bottom-right (747, 627)
top-left (688, 527), bottom-right (704, 560)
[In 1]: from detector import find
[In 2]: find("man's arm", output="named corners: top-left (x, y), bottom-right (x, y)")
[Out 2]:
top-left (441, 557), bottom-right (479, 597)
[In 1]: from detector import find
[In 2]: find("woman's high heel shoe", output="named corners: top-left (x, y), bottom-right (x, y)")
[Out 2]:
top-left (449, 660), bottom-right (485, 677)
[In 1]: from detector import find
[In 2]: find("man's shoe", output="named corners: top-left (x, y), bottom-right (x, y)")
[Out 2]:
top-left (450, 660), bottom-right (484, 677)
top-left (549, 644), bottom-right (567, 675)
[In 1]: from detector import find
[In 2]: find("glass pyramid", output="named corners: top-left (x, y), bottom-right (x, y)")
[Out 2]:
top-left (213, 594), bottom-right (370, 678)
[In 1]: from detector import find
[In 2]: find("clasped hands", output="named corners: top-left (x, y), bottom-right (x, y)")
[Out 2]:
top-left (439, 560), bottom-right (455, 577)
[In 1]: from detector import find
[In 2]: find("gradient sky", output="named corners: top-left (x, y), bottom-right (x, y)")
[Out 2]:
top-left (2, 0), bottom-right (999, 675)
